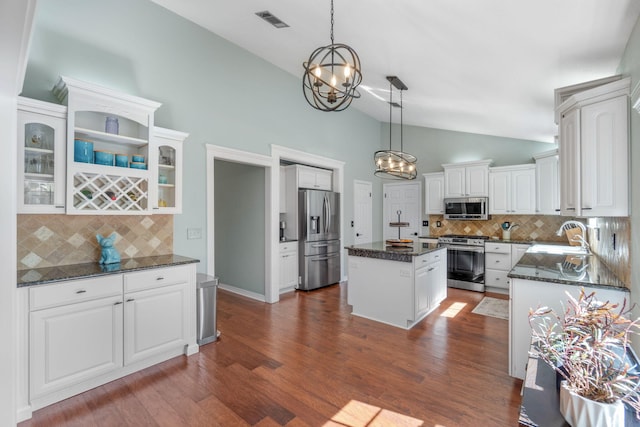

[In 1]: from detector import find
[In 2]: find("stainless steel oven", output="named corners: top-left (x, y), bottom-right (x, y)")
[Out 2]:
top-left (438, 235), bottom-right (488, 292)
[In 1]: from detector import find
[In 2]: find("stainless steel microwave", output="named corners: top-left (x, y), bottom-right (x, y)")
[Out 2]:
top-left (444, 197), bottom-right (489, 220)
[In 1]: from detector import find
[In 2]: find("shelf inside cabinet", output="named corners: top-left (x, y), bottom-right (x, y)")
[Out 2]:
top-left (25, 173), bottom-right (54, 180)
top-left (75, 127), bottom-right (148, 148)
top-left (158, 164), bottom-right (175, 170)
top-left (25, 147), bottom-right (54, 155)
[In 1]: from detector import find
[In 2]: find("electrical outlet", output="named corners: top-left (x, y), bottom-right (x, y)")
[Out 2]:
top-left (351, 220), bottom-right (354, 227)
top-left (422, 220), bottom-right (428, 227)
top-left (611, 233), bottom-right (616, 250)
top-left (436, 221), bottom-right (442, 227)
top-left (187, 228), bottom-right (202, 240)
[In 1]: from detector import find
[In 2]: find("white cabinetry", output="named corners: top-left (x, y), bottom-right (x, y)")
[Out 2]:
top-left (423, 172), bottom-right (444, 214)
top-left (123, 267), bottom-right (191, 365)
top-left (152, 127), bottom-right (187, 214)
top-left (510, 279), bottom-right (628, 379)
top-left (488, 164), bottom-right (535, 214)
top-left (347, 248), bottom-right (447, 329)
top-left (279, 242), bottom-right (299, 292)
top-left (485, 242), bottom-right (530, 293)
top-left (29, 275), bottom-right (123, 399)
top-left (17, 97), bottom-right (67, 214)
top-left (533, 150), bottom-right (560, 215)
top-left (295, 164), bottom-right (332, 190)
top-left (54, 76), bottom-right (161, 215)
top-left (442, 159), bottom-right (491, 198)
top-left (557, 78), bottom-right (630, 217)
top-left (21, 264), bottom-right (197, 416)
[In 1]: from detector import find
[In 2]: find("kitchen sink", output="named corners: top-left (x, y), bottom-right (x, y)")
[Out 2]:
top-left (528, 244), bottom-right (590, 255)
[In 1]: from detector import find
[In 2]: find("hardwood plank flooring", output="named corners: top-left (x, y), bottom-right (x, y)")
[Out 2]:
top-left (20, 285), bottom-right (522, 426)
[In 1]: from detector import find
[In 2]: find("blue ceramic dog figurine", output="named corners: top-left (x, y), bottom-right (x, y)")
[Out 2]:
top-left (96, 233), bottom-right (121, 265)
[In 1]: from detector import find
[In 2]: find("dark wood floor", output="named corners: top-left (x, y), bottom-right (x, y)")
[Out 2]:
top-left (21, 285), bottom-right (523, 426)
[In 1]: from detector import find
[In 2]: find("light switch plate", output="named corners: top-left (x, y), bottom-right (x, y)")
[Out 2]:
top-left (187, 228), bottom-right (202, 240)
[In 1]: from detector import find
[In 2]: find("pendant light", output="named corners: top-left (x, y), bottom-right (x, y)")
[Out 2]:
top-left (374, 76), bottom-right (417, 180)
top-left (302, 0), bottom-right (362, 112)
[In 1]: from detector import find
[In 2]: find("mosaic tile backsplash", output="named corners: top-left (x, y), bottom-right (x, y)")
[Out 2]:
top-left (17, 215), bottom-right (173, 270)
top-left (587, 217), bottom-right (630, 286)
top-left (427, 214), bottom-right (572, 242)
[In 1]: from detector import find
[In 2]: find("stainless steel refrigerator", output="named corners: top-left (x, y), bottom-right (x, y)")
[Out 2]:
top-left (297, 189), bottom-right (341, 291)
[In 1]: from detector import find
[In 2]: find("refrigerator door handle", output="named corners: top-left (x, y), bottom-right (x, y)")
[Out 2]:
top-left (326, 194), bottom-right (331, 233)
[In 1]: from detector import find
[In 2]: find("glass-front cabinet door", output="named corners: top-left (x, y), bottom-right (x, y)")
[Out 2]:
top-left (152, 127), bottom-right (187, 214)
top-left (17, 97), bottom-right (67, 214)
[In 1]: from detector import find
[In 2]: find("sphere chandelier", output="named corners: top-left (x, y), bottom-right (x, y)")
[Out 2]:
top-left (302, 0), bottom-right (362, 112)
top-left (374, 76), bottom-right (417, 180)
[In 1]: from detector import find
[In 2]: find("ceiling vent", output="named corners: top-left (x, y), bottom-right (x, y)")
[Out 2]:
top-left (255, 11), bottom-right (289, 29)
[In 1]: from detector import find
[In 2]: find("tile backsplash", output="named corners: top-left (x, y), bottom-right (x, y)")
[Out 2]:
top-left (427, 214), bottom-right (571, 242)
top-left (587, 217), bottom-right (630, 286)
top-left (17, 214), bottom-right (173, 270)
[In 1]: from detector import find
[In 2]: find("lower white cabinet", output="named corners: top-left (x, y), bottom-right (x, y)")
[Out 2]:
top-left (30, 293), bottom-right (123, 399)
top-left (19, 263), bottom-right (197, 420)
top-left (124, 282), bottom-right (188, 365)
top-left (510, 278), bottom-right (628, 380)
top-left (279, 242), bottom-right (298, 292)
top-left (484, 242), bottom-right (530, 292)
top-left (415, 251), bottom-right (447, 318)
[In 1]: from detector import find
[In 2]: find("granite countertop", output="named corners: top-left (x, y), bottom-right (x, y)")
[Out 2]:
top-left (17, 254), bottom-right (200, 288)
top-left (345, 241), bottom-right (443, 263)
top-left (508, 251), bottom-right (627, 290)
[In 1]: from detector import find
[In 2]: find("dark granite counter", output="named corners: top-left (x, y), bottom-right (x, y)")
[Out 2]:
top-left (508, 251), bottom-right (626, 290)
top-left (345, 241), bottom-right (443, 263)
top-left (17, 254), bottom-right (200, 288)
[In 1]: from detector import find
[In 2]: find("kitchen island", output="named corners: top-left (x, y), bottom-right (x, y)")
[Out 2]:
top-left (508, 248), bottom-right (629, 380)
top-left (346, 241), bottom-right (447, 329)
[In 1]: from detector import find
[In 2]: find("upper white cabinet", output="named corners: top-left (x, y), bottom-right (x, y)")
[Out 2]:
top-left (442, 159), bottom-right (492, 198)
top-left (556, 78), bottom-right (630, 217)
top-left (17, 97), bottom-right (67, 214)
top-left (54, 76), bottom-right (161, 215)
top-left (295, 164), bottom-right (332, 190)
top-left (151, 127), bottom-right (187, 214)
top-left (488, 164), bottom-right (535, 215)
top-left (423, 172), bottom-right (444, 214)
top-left (533, 150), bottom-right (560, 215)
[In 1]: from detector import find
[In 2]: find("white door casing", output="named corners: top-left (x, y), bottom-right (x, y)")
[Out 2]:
top-left (353, 180), bottom-right (372, 245)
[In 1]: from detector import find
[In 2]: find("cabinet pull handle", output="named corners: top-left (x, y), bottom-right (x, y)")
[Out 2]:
top-left (566, 208), bottom-right (576, 211)
top-left (156, 277), bottom-right (164, 281)
top-left (114, 301), bottom-right (123, 305)
top-left (126, 298), bottom-right (135, 302)
top-left (55, 205), bottom-right (65, 209)
top-left (427, 267), bottom-right (435, 272)
top-left (581, 207), bottom-right (592, 210)
top-left (76, 289), bottom-right (87, 294)
top-left (555, 209), bottom-right (561, 212)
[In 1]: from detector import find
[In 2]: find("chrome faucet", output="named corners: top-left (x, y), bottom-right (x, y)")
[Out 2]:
top-left (556, 220), bottom-right (589, 250)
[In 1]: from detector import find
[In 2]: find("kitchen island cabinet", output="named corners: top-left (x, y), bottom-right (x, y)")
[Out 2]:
top-left (346, 242), bottom-right (446, 329)
top-left (16, 256), bottom-right (198, 422)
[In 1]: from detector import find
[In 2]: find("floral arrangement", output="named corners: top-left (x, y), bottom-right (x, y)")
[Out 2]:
top-left (529, 288), bottom-right (640, 417)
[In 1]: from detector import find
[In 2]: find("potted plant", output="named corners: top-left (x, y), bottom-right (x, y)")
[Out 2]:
top-left (529, 288), bottom-right (640, 426)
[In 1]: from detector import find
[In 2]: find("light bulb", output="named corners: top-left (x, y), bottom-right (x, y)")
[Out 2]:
top-left (331, 74), bottom-right (337, 87)
top-left (343, 64), bottom-right (351, 78)
top-left (389, 161), bottom-right (394, 169)
top-left (409, 164), bottom-right (415, 171)
top-left (314, 66), bottom-right (322, 78)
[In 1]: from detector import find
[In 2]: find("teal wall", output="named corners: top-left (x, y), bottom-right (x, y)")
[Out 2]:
top-left (214, 160), bottom-right (265, 294)
top-left (617, 14), bottom-right (640, 353)
top-left (23, 0), bottom-right (555, 280)
top-left (380, 123), bottom-right (554, 173)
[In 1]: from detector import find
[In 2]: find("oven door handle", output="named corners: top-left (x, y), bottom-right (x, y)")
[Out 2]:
top-left (440, 244), bottom-right (485, 253)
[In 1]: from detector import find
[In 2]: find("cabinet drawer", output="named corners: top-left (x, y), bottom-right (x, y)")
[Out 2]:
top-left (415, 250), bottom-right (444, 271)
top-left (485, 242), bottom-right (511, 254)
top-left (124, 265), bottom-right (190, 293)
top-left (279, 243), bottom-right (298, 254)
top-left (485, 253), bottom-right (512, 271)
top-left (485, 269), bottom-right (510, 289)
top-left (30, 275), bottom-right (122, 311)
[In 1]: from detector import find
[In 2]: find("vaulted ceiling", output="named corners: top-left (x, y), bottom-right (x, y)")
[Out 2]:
top-left (151, 0), bottom-right (640, 143)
